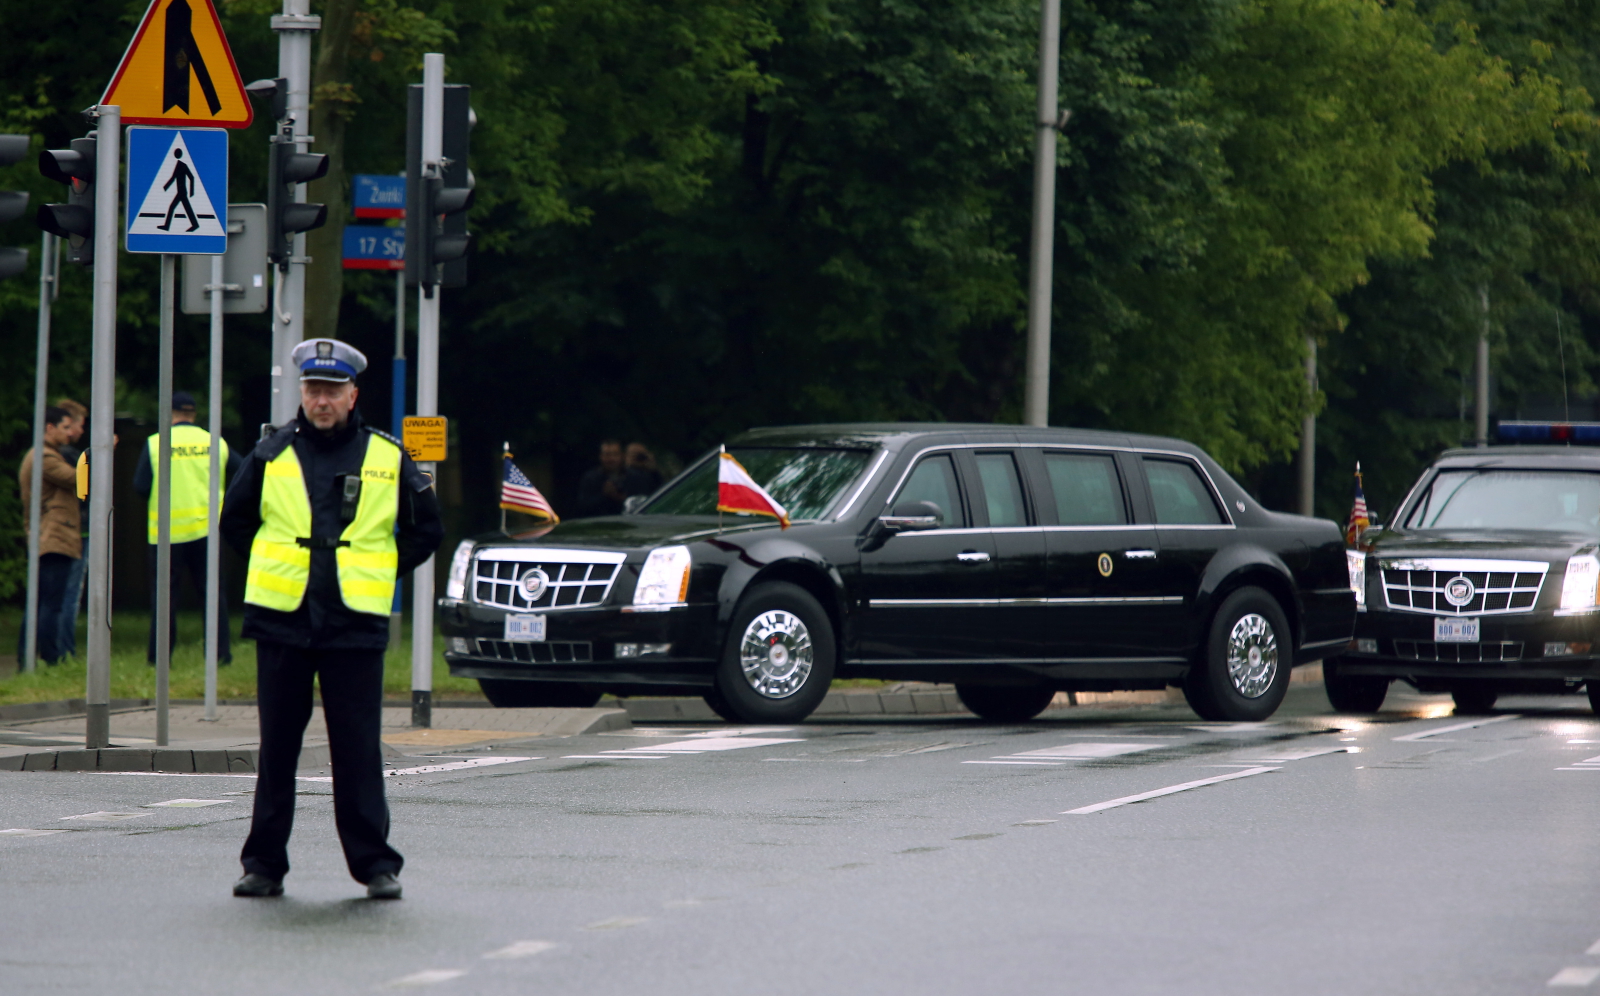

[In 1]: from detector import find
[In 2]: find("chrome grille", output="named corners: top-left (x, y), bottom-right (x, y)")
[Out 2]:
top-left (1393, 640), bottom-right (1523, 664)
top-left (471, 547), bottom-right (626, 611)
top-left (474, 640), bottom-right (593, 664)
top-left (1379, 558), bottom-right (1546, 616)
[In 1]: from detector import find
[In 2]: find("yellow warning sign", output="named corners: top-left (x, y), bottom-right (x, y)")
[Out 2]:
top-left (101, 0), bottom-right (254, 129)
top-left (402, 416), bottom-right (448, 463)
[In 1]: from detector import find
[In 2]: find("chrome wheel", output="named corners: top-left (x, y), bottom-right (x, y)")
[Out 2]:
top-left (739, 609), bottom-right (814, 699)
top-left (1226, 612), bottom-right (1278, 699)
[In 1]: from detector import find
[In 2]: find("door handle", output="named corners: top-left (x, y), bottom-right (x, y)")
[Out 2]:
top-left (1124, 549), bottom-right (1157, 560)
top-left (956, 551), bottom-right (991, 563)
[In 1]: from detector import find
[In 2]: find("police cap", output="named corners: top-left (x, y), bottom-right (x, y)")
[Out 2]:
top-left (292, 338), bottom-right (368, 383)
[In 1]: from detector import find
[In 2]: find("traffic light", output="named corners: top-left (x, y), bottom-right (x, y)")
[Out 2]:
top-left (406, 84), bottom-right (474, 293)
top-left (0, 134), bottom-right (31, 280)
top-left (37, 134), bottom-right (97, 267)
top-left (248, 77), bottom-right (329, 268)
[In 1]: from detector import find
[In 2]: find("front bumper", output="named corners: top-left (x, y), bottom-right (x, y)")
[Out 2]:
top-left (436, 598), bottom-right (722, 688)
top-left (1341, 607), bottom-right (1600, 681)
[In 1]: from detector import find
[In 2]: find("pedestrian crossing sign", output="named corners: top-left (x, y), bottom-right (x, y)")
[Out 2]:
top-left (126, 127), bottom-right (228, 255)
top-left (102, 0), bottom-right (253, 128)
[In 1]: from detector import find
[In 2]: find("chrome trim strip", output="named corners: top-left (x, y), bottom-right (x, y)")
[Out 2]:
top-left (1309, 587), bottom-right (1357, 597)
top-left (474, 547), bottom-right (628, 565)
top-left (621, 603), bottom-right (688, 613)
top-left (871, 596), bottom-right (1184, 608)
top-left (1378, 558), bottom-right (1547, 572)
top-left (832, 447), bottom-right (891, 520)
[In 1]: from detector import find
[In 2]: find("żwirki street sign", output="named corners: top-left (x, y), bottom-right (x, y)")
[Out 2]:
top-left (343, 226), bottom-right (405, 270)
top-left (353, 174), bottom-right (405, 219)
top-left (102, 0), bottom-right (254, 129)
top-left (126, 127), bottom-right (228, 254)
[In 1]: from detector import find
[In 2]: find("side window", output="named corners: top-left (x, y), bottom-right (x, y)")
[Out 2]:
top-left (893, 454), bottom-right (967, 528)
top-left (1142, 458), bottom-right (1224, 525)
top-left (1044, 452), bottom-right (1127, 525)
top-left (974, 452), bottom-right (1028, 527)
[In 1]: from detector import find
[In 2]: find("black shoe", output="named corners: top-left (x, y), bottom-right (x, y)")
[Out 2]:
top-left (366, 873), bottom-right (402, 900)
top-left (233, 873), bottom-right (283, 897)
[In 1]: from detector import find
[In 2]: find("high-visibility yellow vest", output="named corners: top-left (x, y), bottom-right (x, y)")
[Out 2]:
top-left (147, 423), bottom-right (229, 544)
top-left (244, 432), bottom-right (401, 616)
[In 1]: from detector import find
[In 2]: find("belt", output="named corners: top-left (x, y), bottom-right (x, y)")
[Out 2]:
top-left (295, 536), bottom-right (351, 549)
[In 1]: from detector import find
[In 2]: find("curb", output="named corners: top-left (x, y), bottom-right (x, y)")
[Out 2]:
top-left (0, 746), bottom-right (258, 773)
top-left (619, 688), bottom-right (969, 722)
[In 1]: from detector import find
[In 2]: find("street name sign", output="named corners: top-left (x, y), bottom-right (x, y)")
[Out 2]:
top-left (343, 225), bottom-right (405, 270)
top-left (102, 0), bottom-right (254, 129)
top-left (126, 127), bottom-right (228, 254)
top-left (402, 416), bottom-right (448, 462)
top-left (353, 175), bottom-right (406, 219)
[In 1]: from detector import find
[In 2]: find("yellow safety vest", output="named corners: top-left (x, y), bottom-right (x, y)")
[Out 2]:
top-left (244, 432), bottom-right (402, 616)
top-left (147, 423), bottom-right (229, 544)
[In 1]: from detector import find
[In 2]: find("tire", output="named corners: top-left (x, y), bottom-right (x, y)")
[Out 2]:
top-left (1588, 682), bottom-right (1600, 716)
top-left (1183, 586), bottom-right (1293, 722)
top-left (1451, 683), bottom-right (1498, 715)
top-left (955, 684), bottom-right (1057, 723)
top-left (478, 679), bottom-right (602, 709)
top-left (704, 582), bottom-right (836, 724)
top-left (1323, 658), bottom-right (1389, 713)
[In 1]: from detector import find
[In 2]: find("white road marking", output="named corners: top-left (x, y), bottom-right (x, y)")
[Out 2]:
top-left (1587, 937), bottom-right (1600, 956)
top-left (1064, 767), bottom-right (1280, 815)
top-left (1232, 746), bottom-right (1351, 763)
top-left (562, 755), bottom-right (668, 760)
top-left (1392, 714), bottom-right (1519, 741)
top-left (605, 737), bottom-right (803, 755)
top-left (143, 799), bottom-right (231, 808)
top-left (60, 812), bottom-right (147, 822)
top-left (298, 757), bottom-right (538, 783)
top-left (584, 917), bottom-right (648, 930)
top-left (383, 969), bottom-right (467, 988)
top-left (967, 742), bottom-right (1160, 766)
top-left (1548, 966), bottom-right (1600, 986)
top-left (0, 828), bottom-right (70, 837)
top-left (482, 940), bottom-right (557, 959)
top-left (1186, 723), bottom-right (1278, 732)
top-left (1556, 754), bottom-right (1600, 772)
top-left (962, 760), bottom-right (1063, 766)
top-left (1013, 820), bottom-right (1057, 826)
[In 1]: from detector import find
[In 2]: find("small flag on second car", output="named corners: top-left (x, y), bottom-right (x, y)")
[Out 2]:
top-left (1345, 461), bottom-right (1370, 547)
top-left (717, 447), bottom-right (789, 528)
top-left (500, 447), bottom-right (558, 522)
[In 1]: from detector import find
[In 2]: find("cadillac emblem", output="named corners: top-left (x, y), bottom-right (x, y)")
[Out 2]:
top-left (517, 567), bottom-right (551, 602)
top-left (1443, 575), bottom-right (1475, 608)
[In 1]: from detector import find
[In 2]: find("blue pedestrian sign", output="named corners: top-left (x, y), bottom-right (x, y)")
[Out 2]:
top-left (125, 126), bottom-right (228, 254)
top-left (342, 225), bottom-right (405, 270)
top-left (353, 174), bottom-right (405, 219)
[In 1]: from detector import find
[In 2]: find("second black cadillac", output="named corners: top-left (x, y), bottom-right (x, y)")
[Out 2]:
top-left (438, 424), bottom-right (1357, 723)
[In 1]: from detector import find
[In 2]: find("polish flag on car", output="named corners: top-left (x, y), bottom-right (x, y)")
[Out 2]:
top-left (717, 448), bottom-right (789, 529)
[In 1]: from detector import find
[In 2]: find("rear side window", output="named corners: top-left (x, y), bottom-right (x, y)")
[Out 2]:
top-left (1143, 458), bottom-right (1223, 525)
top-left (894, 454), bottom-right (966, 528)
top-left (975, 452), bottom-right (1027, 527)
top-left (1043, 453), bottom-right (1127, 525)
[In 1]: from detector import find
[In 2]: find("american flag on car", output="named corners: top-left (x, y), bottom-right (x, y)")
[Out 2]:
top-left (500, 450), bottom-right (559, 522)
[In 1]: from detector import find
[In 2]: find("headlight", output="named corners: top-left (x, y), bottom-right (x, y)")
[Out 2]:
top-left (635, 546), bottom-right (692, 605)
top-left (1561, 555), bottom-right (1600, 611)
top-left (445, 540), bottom-right (474, 600)
top-left (1345, 549), bottom-right (1366, 607)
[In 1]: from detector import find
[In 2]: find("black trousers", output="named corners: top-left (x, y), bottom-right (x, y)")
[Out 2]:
top-left (240, 642), bottom-right (402, 884)
top-left (146, 539), bottom-right (231, 662)
top-left (17, 553), bottom-right (74, 663)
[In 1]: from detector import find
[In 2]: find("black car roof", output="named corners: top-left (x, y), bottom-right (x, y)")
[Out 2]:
top-left (730, 422), bottom-right (1209, 457)
top-left (1434, 446), bottom-right (1600, 468)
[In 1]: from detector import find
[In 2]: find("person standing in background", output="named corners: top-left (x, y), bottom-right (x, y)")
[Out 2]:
top-left (623, 442), bottom-right (664, 499)
top-left (17, 407), bottom-right (81, 664)
top-left (53, 398), bottom-right (87, 659)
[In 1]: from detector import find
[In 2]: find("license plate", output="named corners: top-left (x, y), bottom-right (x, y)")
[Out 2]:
top-left (1435, 617), bottom-right (1480, 643)
top-left (504, 614), bottom-right (547, 642)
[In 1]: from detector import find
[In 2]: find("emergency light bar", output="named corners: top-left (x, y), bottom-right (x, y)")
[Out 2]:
top-left (1497, 421), bottom-right (1600, 443)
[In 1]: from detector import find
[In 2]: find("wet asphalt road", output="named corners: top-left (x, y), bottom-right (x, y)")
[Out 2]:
top-left (5, 683), bottom-right (1600, 996)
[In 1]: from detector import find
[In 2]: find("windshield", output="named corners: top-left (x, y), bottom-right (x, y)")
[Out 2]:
top-left (1405, 470), bottom-right (1600, 532)
top-left (641, 447), bottom-right (876, 522)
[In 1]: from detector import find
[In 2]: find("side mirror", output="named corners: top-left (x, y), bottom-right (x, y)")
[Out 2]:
top-left (623, 495), bottom-right (648, 515)
top-left (879, 500), bottom-right (943, 532)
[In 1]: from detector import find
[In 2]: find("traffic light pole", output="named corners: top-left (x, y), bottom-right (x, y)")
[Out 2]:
top-left (204, 252), bottom-right (225, 722)
top-left (271, 0), bottom-right (320, 427)
top-left (1023, 0), bottom-right (1063, 428)
top-left (410, 53), bottom-right (445, 730)
top-left (23, 232), bottom-right (58, 674)
top-left (155, 255), bottom-right (175, 747)
top-left (85, 106), bottom-right (120, 750)
top-left (391, 272), bottom-right (406, 650)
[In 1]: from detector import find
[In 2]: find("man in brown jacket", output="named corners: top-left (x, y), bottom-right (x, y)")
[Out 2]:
top-left (19, 407), bottom-right (83, 663)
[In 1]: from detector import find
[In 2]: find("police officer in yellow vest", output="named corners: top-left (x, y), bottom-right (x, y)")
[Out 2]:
top-left (222, 339), bottom-right (442, 900)
top-left (132, 392), bottom-right (241, 664)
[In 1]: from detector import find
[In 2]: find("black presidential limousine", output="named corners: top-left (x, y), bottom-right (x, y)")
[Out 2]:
top-left (438, 424), bottom-right (1357, 723)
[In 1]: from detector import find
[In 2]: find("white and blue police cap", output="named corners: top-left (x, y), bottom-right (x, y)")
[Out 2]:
top-left (291, 338), bottom-right (367, 382)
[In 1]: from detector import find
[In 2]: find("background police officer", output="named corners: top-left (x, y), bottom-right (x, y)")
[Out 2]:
top-left (133, 391), bottom-right (240, 664)
top-left (222, 340), bottom-right (443, 900)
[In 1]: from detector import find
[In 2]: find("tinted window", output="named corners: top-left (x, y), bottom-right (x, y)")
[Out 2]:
top-left (643, 447), bottom-right (874, 521)
top-left (1405, 470), bottom-right (1600, 532)
top-left (1044, 453), bottom-right (1127, 525)
top-left (894, 454), bottom-right (966, 527)
top-left (1143, 458), bottom-right (1223, 525)
top-left (975, 453), bottom-right (1027, 527)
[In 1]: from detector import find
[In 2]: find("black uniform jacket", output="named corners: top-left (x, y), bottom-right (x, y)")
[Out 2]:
top-left (221, 408), bottom-right (444, 649)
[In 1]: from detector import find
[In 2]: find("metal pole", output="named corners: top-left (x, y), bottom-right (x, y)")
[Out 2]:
top-left (390, 270), bottom-right (406, 650)
top-left (1298, 335), bottom-right (1316, 516)
top-left (271, 0), bottom-right (320, 427)
top-left (1022, 0), bottom-right (1062, 428)
top-left (24, 232), bottom-right (58, 673)
top-left (204, 253), bottom-right (224, 721)
top-left (1475, 286), bottom-right (1490, 447)
top-left (410, 52), bottom-right (444, 729)
top-left (155, 255), bottom-right (175, 747)
top-left (85, 108), bottom-right (120, 750)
